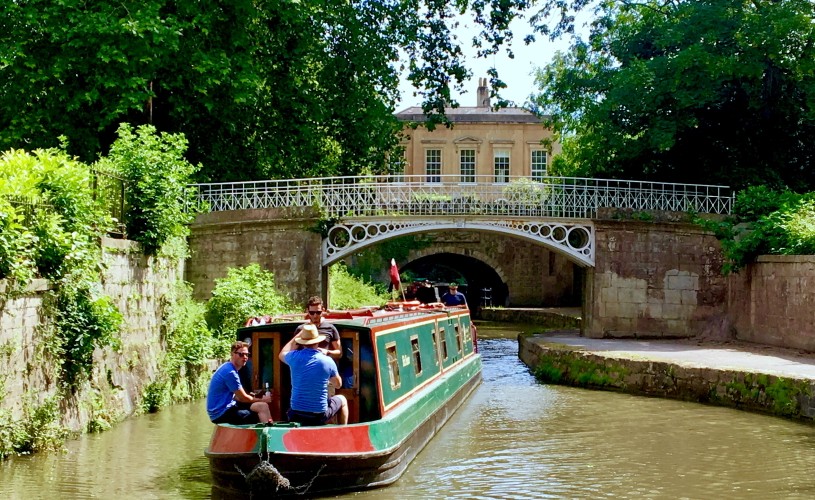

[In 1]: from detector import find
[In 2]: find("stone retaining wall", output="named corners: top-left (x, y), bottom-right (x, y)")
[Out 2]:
top-left (478, 307), bottom-right (581, 329)
top-left (519, 335), bottom-right (815, 421)
top-left (727, 256), bottom-right (815, 351)
top-left (0, 237), bottom-right (184, 432)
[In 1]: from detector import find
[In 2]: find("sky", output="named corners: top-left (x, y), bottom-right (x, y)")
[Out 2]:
top-left (396, 15), bottom-right (581, 110)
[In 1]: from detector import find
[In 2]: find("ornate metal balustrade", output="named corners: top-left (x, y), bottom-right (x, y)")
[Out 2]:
top-left (189, 175), bottom-right (732, 218)
top-left (189, 175), bottom-right (731, 267)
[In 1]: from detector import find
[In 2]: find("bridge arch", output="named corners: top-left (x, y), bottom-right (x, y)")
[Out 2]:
top-left (322, 217), bottom-right (594, 268)
top-left (407, 246), bottom-right (509, 285)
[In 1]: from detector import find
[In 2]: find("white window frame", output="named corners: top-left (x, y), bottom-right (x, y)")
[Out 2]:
top-left (531, 150), bottom-right (548, 181)
top-left (459, 149), bottom-right (476, 184)
top-left (494, 150), bottom-right (510, 183)
top-left (425, 149), bottom-right (441, 183)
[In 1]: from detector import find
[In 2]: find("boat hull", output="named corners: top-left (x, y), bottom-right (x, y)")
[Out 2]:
top-left (207, 359), bottom-right (482, 498)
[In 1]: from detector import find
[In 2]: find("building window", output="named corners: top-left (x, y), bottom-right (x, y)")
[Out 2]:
top-left (425, 149), bottom-right (441, 183)
top-left (411, 336), bottom-right (422, 376)
top-left (386, 343), bottom-right (400, 389)
top-left (494, 150), bottom-right (510, 183)
top-left (459, 149), bottom-right (475, 183)
top-left (531, 150), bottom-right (548, 181)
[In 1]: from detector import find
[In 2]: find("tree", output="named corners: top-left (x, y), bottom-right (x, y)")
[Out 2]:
top-left (530, 0), bottom-right (815, 190)
top-left (0, 0), bottom-right (532, 182)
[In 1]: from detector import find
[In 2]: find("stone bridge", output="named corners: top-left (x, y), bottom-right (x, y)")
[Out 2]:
top-left (186, 175), bottom-right (732, 339)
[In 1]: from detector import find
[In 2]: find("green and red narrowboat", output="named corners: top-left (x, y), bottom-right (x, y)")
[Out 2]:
top-left (205, 304), bottom-right (481, 498)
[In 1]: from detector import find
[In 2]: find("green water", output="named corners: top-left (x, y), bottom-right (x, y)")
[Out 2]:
top-left (2, 324), bottom-right (815, 499)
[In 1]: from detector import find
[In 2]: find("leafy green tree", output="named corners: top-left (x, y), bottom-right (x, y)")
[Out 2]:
top-left (98, 124), bottom-right (199, 255)
top-left (1, 0), bottom-right (531, 182)
top-left (530, 0), bottom-right (815, 190)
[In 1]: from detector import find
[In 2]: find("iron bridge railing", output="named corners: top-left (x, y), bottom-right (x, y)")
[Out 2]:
top-left (189, 175), bottom-right (732, 219)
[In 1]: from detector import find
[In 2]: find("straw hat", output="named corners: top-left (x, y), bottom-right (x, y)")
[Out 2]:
top-left (296, 324), bottom-right (326, 345)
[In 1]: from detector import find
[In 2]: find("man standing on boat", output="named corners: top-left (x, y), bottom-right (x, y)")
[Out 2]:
top-left (279, 324), bottom-right (349, 426)
top-left (207, 341), bottom-right (272, 425)
top-left (295, 296), bottom-right (341, 360)
top-left (441, 282), bottom-right (467, 307)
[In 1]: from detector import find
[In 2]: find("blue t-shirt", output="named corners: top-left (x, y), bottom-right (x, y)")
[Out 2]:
top-left (206, 361), bottom-right (242, 420)
top-left (284, 348), bottom-right (338, 413)
top-left (441, 291), bottom-right (467, 306)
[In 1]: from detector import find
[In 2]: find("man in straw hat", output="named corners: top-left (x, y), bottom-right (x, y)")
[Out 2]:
top-left (279, 324), bottom-right (349, 425)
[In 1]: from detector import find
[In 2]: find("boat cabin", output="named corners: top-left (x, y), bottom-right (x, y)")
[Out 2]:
top-left (236, 306), bottom-right (477, 424)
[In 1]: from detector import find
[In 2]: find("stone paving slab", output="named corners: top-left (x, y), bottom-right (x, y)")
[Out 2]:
top-left (531, 332), bottom-right (815, 380)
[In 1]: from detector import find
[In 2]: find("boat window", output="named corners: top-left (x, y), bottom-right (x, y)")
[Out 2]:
top-left (454, 323), bottom-right (463, 354)
top-left (410, 336), bottom-right (422, 376)
top-left (386, 342), bottom-right (401, 389)
top-left (439, 327), bottom-right (448, 361)
top-left (431, 328), bottom-right (440, 365)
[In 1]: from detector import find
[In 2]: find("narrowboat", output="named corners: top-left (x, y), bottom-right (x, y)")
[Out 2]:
top-left (205, 303), bottom-right (481, 498)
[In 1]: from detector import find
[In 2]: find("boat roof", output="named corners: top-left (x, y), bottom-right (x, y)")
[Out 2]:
top-left (239, 304), bottom-right (469, 333)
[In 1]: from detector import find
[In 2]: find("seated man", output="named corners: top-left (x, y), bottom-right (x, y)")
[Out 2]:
top-left (207, 341), bottom-right (272, 425)
top-left (441, 282), bottom-right (467, 306)
top-left (279, 324), bottom-right (348, 426)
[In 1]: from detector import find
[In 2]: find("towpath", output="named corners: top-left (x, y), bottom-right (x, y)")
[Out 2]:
top-left (518, 332), bottom-right (815, 422)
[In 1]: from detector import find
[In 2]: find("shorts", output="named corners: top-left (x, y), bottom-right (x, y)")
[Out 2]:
top-left (211, 404), bottom-right (260, 425)
top-left (287, 396), bottom-right (343, 426)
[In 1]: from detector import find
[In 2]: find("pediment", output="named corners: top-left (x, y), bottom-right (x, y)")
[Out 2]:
top-left (453, 136), bottom-right (483, 145)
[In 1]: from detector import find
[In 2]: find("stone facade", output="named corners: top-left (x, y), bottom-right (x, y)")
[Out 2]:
top-left (396, 79), bottom-right (560, 180)
top-left (727, 256), bottom-right (815, 351)
top-left (186, 207), bottom-right (323, 305)
top-left (586, 219), bottom-right (728, 339)
top-left (0, 237), bottom-right (184, 431)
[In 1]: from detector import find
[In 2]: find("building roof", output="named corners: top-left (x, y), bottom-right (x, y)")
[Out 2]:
top-left (395, 106), bottom-right (542, 124)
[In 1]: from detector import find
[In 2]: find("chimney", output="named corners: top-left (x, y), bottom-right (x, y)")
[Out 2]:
top-left (476, 77), bottom-right (490, 108)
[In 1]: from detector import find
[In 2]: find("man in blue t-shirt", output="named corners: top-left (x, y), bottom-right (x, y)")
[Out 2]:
top-left (279, 324), bottom-right (348, 426)
top-left (207, 341), bottom-right (272, 424)
top-left (441, 282), bottom-right (467, 306)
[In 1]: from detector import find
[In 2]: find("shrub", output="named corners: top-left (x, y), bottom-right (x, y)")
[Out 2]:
top-left (697, 187), bottom-right (815, 272)
top-left (102, 123), bottom-right (200, 255)
top-left (205, 264), bottom-right (295, 356)
top-left (329, 262), bottom-right (389, 310)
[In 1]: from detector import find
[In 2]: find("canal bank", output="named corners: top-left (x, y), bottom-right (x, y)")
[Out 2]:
top-left (519, 332), bottom-right (815, 422)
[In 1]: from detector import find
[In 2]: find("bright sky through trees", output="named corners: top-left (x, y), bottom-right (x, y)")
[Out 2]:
top-left (396, 15), bottom-right (579, 109)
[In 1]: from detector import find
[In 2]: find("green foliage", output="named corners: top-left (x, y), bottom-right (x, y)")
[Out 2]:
top-left (205, 264), bottom-right (295, 355)
top-left (697, 187), bottom-right (815, 272)
top-left (328, 263), bottom-right (390, 310)
top-left (86, 390), bottom-right (121, 433)
top-left (0, 396), bottom-right (70, 458)
top-left (344, 235), bottom-right (432, 285)
top-left (158, 282), bottom-right (213, 406)
top-left (501, 178), bottom-right (550, 203)
top-left (101, 124), bottom-right (199, 255)
top-left (0, 0), bottom-right (535, 181)
top-left (0, 199), bottom-right (36, 291)
top-left (141, 380), bottom-right (170, 414)
top-left (532, 0), bottom-right (815, 190)
top-left (52, 279), bottom-right (123, 389)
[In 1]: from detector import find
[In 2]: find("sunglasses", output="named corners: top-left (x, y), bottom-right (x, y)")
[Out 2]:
top-left (307, 310), bottom-right (323, 315)
top-left (234, 352), bottom-right (249, 357)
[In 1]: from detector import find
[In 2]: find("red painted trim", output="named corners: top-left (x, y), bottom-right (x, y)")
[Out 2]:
top-left (208, 426), bottom-right (259, 453)
top-left (282, 426), bottom-right (375, 453)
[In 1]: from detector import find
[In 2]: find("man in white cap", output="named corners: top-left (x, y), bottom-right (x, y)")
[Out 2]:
top-left (279, 324), bottom-right (349, 425)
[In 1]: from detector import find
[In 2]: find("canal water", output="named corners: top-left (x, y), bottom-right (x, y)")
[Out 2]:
top-left (3, 324), bottom-right (815, 499)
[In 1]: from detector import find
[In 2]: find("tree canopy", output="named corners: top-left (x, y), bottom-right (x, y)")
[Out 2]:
top-left (530, 0), bottom-right (815, 190)
top-left (0, 0), bottom-right (531, 182)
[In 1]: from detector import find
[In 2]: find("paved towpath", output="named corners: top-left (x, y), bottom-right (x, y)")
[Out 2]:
top-left (529, 332), bottom-right (815, 381)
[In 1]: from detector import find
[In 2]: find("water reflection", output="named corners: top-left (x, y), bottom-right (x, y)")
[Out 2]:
top-left (2, 330), bottom-right (815, 499)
